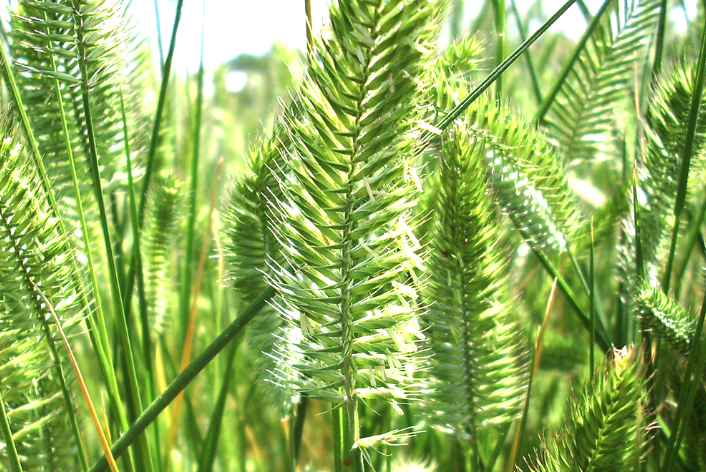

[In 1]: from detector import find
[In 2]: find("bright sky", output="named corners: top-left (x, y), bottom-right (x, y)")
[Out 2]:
top-left (131, 0), bottom-right (330, 72)
top-left (131, 0), bottom-right (696, 73)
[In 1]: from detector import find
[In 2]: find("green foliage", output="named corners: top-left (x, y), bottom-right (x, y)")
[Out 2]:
top-left (2, 0), bottom-right (706, 471)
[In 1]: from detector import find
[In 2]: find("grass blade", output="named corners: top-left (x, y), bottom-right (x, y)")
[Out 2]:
top-left (434, 0), bottom-right (579, 134)
top-left (88, 285), bottom-right (277, 472)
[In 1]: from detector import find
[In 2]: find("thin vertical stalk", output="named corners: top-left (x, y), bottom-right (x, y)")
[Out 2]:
top-left (139, 0), bottom-right (185, 218)
top-left (347, 400), bottom-right (364, 472)
top-left (590, 219), bottom-right (596, 376)
top-left (492, 0), bottom-right (506, 95)
top-left (0, 388), bottom-right (23, 472)
top-left (305, 0), bottom-right (313, 56)
top-left (651, 0), bottom-right (668, 78)
top-left (633, 169), bottom-right (645, 282)
top-left (510, 0), bottom-right (542, 105)
top-left (675, 189), bottom-right (706, 286)
top-left (178, 0), bottom-right (205, 346)
top-left (291, 397), bottom-right (308, 469)
top-left (123, 0), bottom-right (186, 320)
top-left (333, 407), bottom-right (344, 472)
top-left (165, 156), bottom-right (221, 470)
top-left (153, 0), bottom-right (165, 70)
top-left (120, 86), bottom-right (162, 472)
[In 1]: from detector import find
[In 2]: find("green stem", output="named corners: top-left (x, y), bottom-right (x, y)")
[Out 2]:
top-left (123, 0), bottom-right (186, 320)
top-left (88, 285), bottom-right (276, 472)
top-left (0, 388), bottom-right (23, 472)
top-left (333, 405), bottom-right (344, 472)
top-left (305, 0), bottom-right (313, 56)
top-left (433, 0), bottom-right (578, 137)
top-left (291, 397), bottom-right (309, 470)
top-left (590, 220), bottom-right (596, 375)
top-left (178, 10), bottom-right (205, 346)
top-left (347, 399), bottom-right (364, 472)
top-left (139, 0), bottom-right (185, 219)
top-left (675, 190), bottom-right (706, 287)
top-left (120, 86), bottom-right (162, 472)
top-left (69, 2), bottom-right (151, 469)
top-left (651, 0), bottom-right (668, 78)
top-left (153, 0), bottom-right (165, 70)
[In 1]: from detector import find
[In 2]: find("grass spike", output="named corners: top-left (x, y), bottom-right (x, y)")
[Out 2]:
top-left (637, 284), bottom-right (695, 356)
top-left (259, 0), bottom-right (446, 467)
top-left (620, 60), bottom-right (706, 296)
top-left (423, 121), bottom-right (528, 447)
top-left (543, 0), bottom-right (660, 162)
top-left (0, 118), bottom-right (86, 471)
top-left (527, 345), bottom-right (652, 472)
top-left (428, 64), bottom-right (581, 257)
top-left (143, 176), bottom-right (181, 335)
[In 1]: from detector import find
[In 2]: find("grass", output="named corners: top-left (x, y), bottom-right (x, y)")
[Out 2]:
top-left (0, 0), bottom-right (705, 471)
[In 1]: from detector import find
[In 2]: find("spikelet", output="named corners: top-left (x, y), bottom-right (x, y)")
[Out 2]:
top-left (422, 122), bottom-right (528, 439)
top-left (0, 121), bottom-right (84, 470)
top-left (527, 346), bottom-right (652, 472)
top-left (143, 176), bottom-right (181, 334)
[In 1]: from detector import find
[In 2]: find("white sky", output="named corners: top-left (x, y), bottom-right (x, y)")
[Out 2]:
top-left (130, 0), bottom-right (697, 73)
top-left (131, 0), bottom-right (330, 72)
